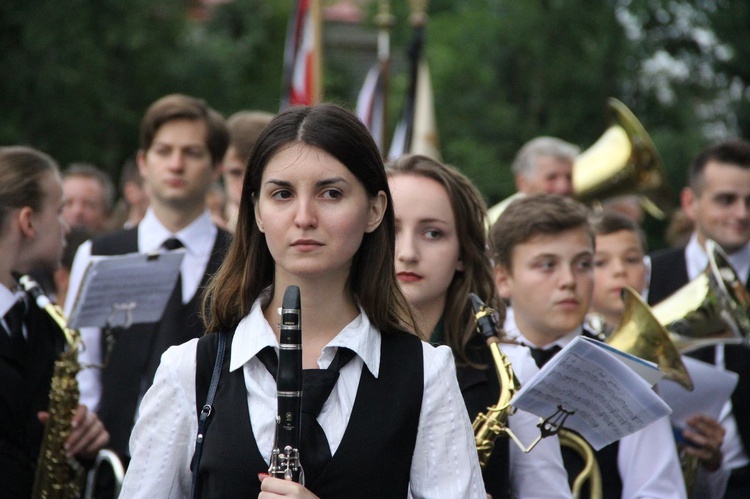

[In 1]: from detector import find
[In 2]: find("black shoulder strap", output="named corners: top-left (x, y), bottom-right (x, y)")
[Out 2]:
top-left (191, 331), bottom-right (227, 499)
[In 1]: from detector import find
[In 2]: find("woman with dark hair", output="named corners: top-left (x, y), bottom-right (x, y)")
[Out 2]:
top-left (387, 154), bottom-right (570, 498)
top-left (0, 146), bottom-right (109, 497)
top-left (121, 105), bottom-right (484, 498)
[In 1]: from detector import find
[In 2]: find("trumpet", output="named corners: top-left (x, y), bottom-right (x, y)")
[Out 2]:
top-left (268, 285), bottom-right (304, 484)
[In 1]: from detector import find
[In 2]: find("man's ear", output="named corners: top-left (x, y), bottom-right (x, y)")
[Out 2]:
top-left (681, 187), bottom-right (697, 221)
top-left (493, 264), bottom-right (512, 300)
top-left (514, 173), bottom-right (527, 194)
top-left (136, 150), bottom-right (148, 178)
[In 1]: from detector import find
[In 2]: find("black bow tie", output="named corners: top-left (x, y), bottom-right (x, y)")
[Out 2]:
top-left (528, 345), bottom-right (562, 368)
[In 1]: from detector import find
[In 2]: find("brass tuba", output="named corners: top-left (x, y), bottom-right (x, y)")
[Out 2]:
top-left (573, 98), bottom-right (672, 219)
top-left (606, 286), bottom-right (694, 390)
top-left (487, 98), bottom-right (672, 226)
top-left (650, 239), bottom-right (750, 352)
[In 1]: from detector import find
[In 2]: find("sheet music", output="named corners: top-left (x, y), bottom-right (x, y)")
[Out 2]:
top-left (512, 335), bottom-right (672, 450)
top-left (68, 251), bottom-right (184, 329)
top-left (657, 355), bottom-right (738, 427)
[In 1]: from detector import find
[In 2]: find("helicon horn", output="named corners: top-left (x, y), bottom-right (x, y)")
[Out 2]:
top-left (487, 97), bottom-right (672, 228)
top-left (573, 97), bottom-right (672, 219)
top-left (651, 239), bottom-right (750, 352)
top-left (606, 286), bottom-right (694, 390)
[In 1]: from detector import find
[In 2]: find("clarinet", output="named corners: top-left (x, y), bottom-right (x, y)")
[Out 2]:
top-left (268, 285), bottom-right (304, 484)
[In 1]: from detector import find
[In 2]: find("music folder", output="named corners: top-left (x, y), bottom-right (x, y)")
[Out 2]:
top-left (68, 250), bottom-right (185, 330)
top-left (511, 335), bottom-right (672, 450)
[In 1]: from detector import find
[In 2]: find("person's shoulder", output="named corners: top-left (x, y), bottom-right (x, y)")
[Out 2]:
top-left (649, 246), bottom-right (684, 263)
top-left (160, 337), bottom-right (200, 377)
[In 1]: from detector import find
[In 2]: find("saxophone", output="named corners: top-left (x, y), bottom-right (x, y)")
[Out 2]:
top-left (18, 275), bottom-right (85, 499)
top-left (469, 293), bottom-right (527, 466)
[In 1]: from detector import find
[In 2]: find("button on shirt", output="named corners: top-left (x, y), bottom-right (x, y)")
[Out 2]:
top-left (65, 209), bottom-right (219, 412)
top-left (120, 299), bottom-right (486, 499)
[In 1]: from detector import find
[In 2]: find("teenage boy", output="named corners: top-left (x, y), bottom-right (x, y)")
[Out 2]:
top-left (490, 194), bottom-right (685, 499)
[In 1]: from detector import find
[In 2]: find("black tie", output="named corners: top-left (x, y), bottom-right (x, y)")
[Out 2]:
top-left (528, 345), bottom-right (562, 368)
top-left (162, 237), bottom-right (184, 303)
top-left (162, 237), bottom-right (184, 251)
top-left (5, 296), bottom-right (28, 359)
top-left (258, 346), bottom-right (356, 487)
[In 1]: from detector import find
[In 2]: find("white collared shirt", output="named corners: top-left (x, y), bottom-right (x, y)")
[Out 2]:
top-left (120, 300), bottom-right (485, 498)
top-left (517, 328), bottom-right (687, 499)
top-left (65, 208), bottom-right (219, 412)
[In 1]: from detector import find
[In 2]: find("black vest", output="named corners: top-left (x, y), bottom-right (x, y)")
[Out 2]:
top-left (92, 226), bottom-right (230, 460)
top-left (456, 334), bottom-right (510, 499)
top-left (649, 245), bottom-right (750, 455)
top-left (195, 330), bottom-right (423, 498)
top-left (0, 300), bottom-right (65, 498)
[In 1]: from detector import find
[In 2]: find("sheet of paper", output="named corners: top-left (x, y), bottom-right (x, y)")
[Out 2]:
top-left (512, 335), bottom-right (672, 450)
top-left (579, 336), bottom-right (664, 386)
top-left (657, 355), bottom-right (738, 427)
top-left (69, 251), bottom-right (184, 329)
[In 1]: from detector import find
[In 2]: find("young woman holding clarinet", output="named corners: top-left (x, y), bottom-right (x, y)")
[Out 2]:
top-left (121, 104), bottom-right (485, 498)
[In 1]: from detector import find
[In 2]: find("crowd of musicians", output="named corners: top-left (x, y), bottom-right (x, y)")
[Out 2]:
top-left (2, 93), bottom-right (750, 498)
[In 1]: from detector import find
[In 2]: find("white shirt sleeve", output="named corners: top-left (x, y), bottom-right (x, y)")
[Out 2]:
top-left (618, 416), bottom-right (687, 499)
top-left (120, 339), bottom-right (198, 499)
top-left (408, 344), bottom-right (486, 499)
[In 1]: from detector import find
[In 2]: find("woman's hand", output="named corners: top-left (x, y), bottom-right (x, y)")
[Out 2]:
top-left (681, 413), bottom-right (725, 472)
top-left (258, 474), bottom-right (320, 498)
top-left (38, 404), bottom-right (110, 460)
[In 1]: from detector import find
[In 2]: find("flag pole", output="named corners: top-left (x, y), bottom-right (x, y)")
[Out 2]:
top-left (311, 0), bottom-right (323, 105)
top-left (375, 0), bottom-right (394, 156)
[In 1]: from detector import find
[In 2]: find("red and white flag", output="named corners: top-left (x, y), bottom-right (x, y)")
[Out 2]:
top-left (281, 0), bottom-right (321, 110)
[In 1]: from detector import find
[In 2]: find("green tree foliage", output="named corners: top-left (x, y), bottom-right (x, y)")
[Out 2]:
top-left (0, 0), bottom-right (190, 176)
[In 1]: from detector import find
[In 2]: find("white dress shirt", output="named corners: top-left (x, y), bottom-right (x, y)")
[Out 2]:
top-left (65, 209), bottom-right (219, 412)
top-left (519, 329), bottom-right (688, 499)
top-left (121, 300), bottom-right (486, 498)
top-left (502, 343), bottom-right (572, 498)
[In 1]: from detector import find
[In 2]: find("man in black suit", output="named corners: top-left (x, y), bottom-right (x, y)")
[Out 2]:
top-left (649, 139), bottom-right (750, 498)
top-left (65, 94), bottom-right (232, 464)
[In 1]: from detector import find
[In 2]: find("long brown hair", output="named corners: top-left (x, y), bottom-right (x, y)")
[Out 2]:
top-left (386, 154), bottom-right (505, 364)
top-left (203, 104), bottom-right (416, 336)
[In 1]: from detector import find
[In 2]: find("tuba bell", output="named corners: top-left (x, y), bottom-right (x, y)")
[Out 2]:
top-left (573, 98), bottom-right (672, 219)
top-left (606, 286), bottom-right (694, 390)
top-left (487, 98), bottom-right (672, 227)
top-left (651, 239), bottom-right (750, 352)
